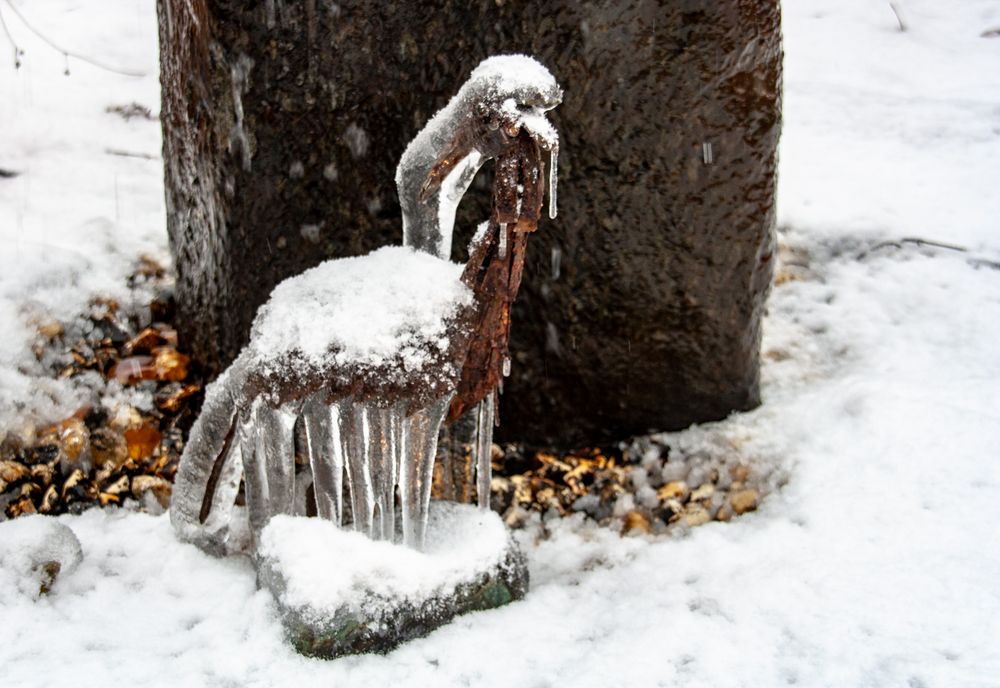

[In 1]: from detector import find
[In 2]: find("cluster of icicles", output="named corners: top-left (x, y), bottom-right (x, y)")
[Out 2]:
top-left (239, 395), bottom-right (457, 551)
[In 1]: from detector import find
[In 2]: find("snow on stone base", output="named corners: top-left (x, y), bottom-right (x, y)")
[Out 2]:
top-left (0, 515), bottom-right (83, 601)
top-left (257, 502), bottom-right (528, 658)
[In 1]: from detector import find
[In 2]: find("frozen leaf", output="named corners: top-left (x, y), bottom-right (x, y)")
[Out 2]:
top-left (154, 383), bottom-right (200, 413)
top-left (153, 347), bottom-right (189, 382)
top-left (123, 327), bottom-right (164, 355)
top-left (124, 424), bottom-right (161, 461)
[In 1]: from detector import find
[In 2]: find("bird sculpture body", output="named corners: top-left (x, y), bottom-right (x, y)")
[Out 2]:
top-left (170, 55), bottom-right (562, 555)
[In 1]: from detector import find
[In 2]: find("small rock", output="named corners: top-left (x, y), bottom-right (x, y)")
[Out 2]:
top-left (690, 483), bottom-right (715, 502)
top-left (682, 504), bottom-right (711, 527)
top-left (89, 428), bottom-right (128, 469)
top-left (729, 463), bottom-right (751, 483)
top-left (715, 505), bottom-right (733, 522)
top-left (657, 480), bottom-right (689, 502)
top-left (36, 319), bottom-right (64, 340)
top-left (59, 418), bottom-right (90, 465)
top-left (660, 461), bottom-right (687, 483)
top-left (730, 488), bottom-right (759, 515)
top-left (0, 460), bottom-right (28, 484)
top-left (622, 510), bottom-right (651, 535)
top-left (132, 475), bottom-right (172, 509)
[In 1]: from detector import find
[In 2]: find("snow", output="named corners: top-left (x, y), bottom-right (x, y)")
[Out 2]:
top-left (1, 1), bottom-right (1000, 686)
top-left (0, 0), bottom-right (164, 430)
top-left (247, 246), bottom-right (471, 374)
top-left (260, 502), bottom-right (510, 618)
top-left (0, 514), bottom-right (82, 601)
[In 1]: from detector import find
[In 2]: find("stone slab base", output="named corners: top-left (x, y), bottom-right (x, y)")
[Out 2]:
top-left (256, 502), bottom-right (528, 658)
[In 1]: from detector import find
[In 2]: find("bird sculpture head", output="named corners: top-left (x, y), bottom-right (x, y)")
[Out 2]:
top-left (397, 55), bottom-right (562, 260)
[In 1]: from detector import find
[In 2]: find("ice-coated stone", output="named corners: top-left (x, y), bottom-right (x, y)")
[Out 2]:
top-left (0, 515), bottom-right (83, 600)
top-left (256, 502), bottom-right (528, 658)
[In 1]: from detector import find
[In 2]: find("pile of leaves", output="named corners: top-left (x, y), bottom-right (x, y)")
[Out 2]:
top-left (0, 258), bottom-right (203, 520)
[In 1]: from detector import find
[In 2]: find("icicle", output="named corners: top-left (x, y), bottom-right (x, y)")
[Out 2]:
top-left (367, 406), bottom-right (398, 541)
top-left (239, 399), bottom-right (297, 543)
top-left (302, 394), bottom-right (343, 526)
top-left (399, 397), bottom-right (449, 549)
top-left (475, 395), bottom-right (495, 510)
top-left (551, 246), bottom-right (561, 281)
top-left (502, 356), bottom-right (511, 378)
top-left (548, 142), bottom-right (559, 220)
top-left (498, 224), bottom-right (508, 259)
top-left (341, 403), bottom-right (374, 537)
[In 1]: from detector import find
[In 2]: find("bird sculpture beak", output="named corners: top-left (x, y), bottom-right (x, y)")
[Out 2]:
top-left (419, 93), bottom-right (560, 209)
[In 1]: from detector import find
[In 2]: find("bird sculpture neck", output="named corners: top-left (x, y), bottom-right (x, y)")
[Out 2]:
top-left (395, 86), bottom-right (488, 260)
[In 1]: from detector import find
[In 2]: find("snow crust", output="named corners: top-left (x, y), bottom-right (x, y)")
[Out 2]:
top-left (260, 502), bottom-right (510, 618)
top-left (1, 1), bottom-right (999, 686)
top-left (0, 514), bottom-right (82, 601)
top-left (246, 246), bottom-right (471, 373)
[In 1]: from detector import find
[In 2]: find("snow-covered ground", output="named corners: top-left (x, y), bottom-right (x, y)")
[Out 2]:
top-left (2, 0), bottom-right (999, 686)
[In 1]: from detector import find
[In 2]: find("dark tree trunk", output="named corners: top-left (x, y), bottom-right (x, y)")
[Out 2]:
top-left (157, 0), bottom-right (781, 448)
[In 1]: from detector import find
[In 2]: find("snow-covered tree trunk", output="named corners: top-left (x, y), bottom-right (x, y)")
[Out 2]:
top-left (157, 0), bottom-right (781, 447)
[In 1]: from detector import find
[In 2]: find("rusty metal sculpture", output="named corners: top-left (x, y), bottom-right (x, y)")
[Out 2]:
top-left (170, 56), bottom-right (561, 555)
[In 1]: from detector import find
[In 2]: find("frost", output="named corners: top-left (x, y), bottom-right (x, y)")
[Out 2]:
top-left (343, 122), bottom-right (369, 159)
top-left (229, 54), bottom-right (254, 172)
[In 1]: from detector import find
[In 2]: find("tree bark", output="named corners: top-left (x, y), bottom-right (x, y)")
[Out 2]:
top-left (157, 0), bottom-right (781, 448)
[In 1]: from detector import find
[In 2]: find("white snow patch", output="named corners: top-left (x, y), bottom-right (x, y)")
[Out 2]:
top-left (247, 246), bottom-right (472, 372)
top-left (260, 502), bottom-right (510, 618)
top-left (0, 515), bottom-right (82, 601)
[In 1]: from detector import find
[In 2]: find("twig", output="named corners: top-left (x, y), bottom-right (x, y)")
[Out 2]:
top-left (859, 237), bottom-right (968, 260)
top-left (105, 148), bottom-right (159, 160)
top-left (1, 0), bottom-right (145, 77)
top-left (0, 2), bottom-right (23, 68)
top-left (888, 2), bottom-right (907, 32)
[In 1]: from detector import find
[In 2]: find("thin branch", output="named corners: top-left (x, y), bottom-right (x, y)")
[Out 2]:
top-left (0, 2), bottom-right (23, 68)
top-left (105, 148), bottom-right (159, 160)
top-left (1, 0), bottom-right (145, 77)
top-left (888, 2), bottom-right (907, 32)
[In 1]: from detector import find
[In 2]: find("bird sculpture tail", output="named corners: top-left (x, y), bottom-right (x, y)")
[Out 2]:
top-left (170, 361), bottom-right (248, 555)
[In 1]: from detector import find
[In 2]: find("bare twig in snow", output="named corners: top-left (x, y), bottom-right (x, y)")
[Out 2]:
top-left (105, 148), bottom-right (159, 161)
top-left (0, 2), bottom-right (23, 68)
top-left (1, 0), bottom-right (145, 77)
top-left (888, 2), bottom-right (907, 32)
